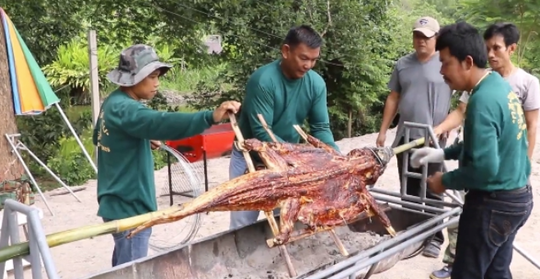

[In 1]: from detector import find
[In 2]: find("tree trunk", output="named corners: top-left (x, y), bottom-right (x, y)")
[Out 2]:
top-left (347, 109), bottom-right (352, 138)
top-left (0, 23), bottom-right (24, 182)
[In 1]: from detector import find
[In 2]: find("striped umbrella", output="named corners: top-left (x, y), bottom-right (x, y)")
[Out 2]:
top-left (0, 8), bottom-right (96, 178)
top-left (1, 8), bottom-right (60, 115)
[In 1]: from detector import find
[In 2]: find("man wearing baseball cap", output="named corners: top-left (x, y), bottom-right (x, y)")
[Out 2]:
top-left (376, 16), bottom-right (452, 259)
top-left (94, 44), bottom-right (241, 267)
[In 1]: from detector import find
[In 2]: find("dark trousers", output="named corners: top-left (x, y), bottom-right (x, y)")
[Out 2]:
top-left (451, 185), bottom-right (533, 279)
top-left (396, 137), bottom-right (445, 245)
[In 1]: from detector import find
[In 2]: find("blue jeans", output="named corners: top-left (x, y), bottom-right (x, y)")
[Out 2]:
top-left (228, 147), bottom-right (279, 230)
top-left (102, 218), bottom-right (152, 267)
top-left (451, 185), bottom-right (533, 279)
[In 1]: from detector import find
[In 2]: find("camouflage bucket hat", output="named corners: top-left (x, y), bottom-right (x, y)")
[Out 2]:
top-left (107, 44), bottom-right (173, 87)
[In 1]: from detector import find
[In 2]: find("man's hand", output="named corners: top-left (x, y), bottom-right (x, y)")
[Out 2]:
top-left (150, 140), bottom-right (162, 150)
top-left (433, 126), bottom-right (443, 137)
top-left (432, 126), bottom-right (449, 144)
top-left (410, 147), bottom-right (444, 168)
top-left (376, 132), bottom-right (386, 147)
top-left (427, 172), bottom-right (446, 194)
top-left (213, 101), bottom-right (242, 123)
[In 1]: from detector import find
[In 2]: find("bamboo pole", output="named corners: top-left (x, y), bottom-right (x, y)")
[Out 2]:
top-left (0, 133), bottom-right (427, 263)
top-left (393, 138), bottom-right (425, 154)
top-left (0, 207), bottom-right (180, 262)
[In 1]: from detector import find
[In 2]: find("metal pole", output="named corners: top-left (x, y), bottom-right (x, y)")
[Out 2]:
top-left (167, 151), bottom-right (173, 206)
top-left (305, 207), bottom-right (462, 279)
top-left (54, 103), bottom-right (97, 173)
top-left (327, 217), bottom-right (460, 279)
top-left (7, 210), bottom-right (23, 279)
top-left (0, 209), bottom-right (11, 276)
top-left (203, 149), bottom-right (208, 192)
top-left (4, 134), bottom-right (54, 216)
top-left (371, 193), bottom-right (450, 213)
top-left (514, 243), bottom-right (540, 269)
top-left (2, 200), bottom-right (60, 278)
top-left (27, 210), bottom-right (59, 278)
top-left (88, 29), bottom-right (101, 164)
top-left (27, 215), bottom-right (42, 279)
top-left (370, 188), bottom-right (458, 208)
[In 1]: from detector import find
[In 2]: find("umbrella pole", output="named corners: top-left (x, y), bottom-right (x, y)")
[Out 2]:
top-left (53, 103), bottom-right (97, 173)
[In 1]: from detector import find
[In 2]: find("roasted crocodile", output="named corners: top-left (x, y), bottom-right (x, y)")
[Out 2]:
top-left (127, 135), bottom-right (394, 244)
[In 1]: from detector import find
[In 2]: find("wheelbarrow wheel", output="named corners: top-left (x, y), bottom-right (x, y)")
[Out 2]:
top-left (149, 144), bottom-right (205, 252)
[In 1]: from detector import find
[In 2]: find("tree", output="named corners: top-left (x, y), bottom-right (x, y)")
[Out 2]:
top-left (461, 0), bottom-right (540, 75)
top-left (166, 0), bottom-right (404, 139)
top-left (0, 23), bottom-right (25, 182)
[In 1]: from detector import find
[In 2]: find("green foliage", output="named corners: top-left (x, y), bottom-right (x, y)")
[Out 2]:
top-left (42, 35), bottom-right (118, 103)
top-left (152, 148), bottom-right (168, 171)
top-left (177, 0), bottom-right (407, 139)
top-left (0, 0), bottom-right (89, 65)
top-left (160, 63), bottom-right (229, 94)
top-left (15, 105), bottom-right (93, 187)
top-left (46, 129), bottom-right (96, 186)
top-left (460, 0), bottom-right (540, 76)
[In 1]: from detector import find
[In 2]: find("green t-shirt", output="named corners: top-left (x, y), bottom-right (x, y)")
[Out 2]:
top-left (237, 59), bottom-right (338, 160)
top-left (442, 71), bottom-right (530, 191)
top-left (93, 89), bottom-right (216, 220)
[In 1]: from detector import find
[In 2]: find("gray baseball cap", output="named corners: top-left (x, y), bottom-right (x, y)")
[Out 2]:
top-left (107, 44), bottom-right (172, 87)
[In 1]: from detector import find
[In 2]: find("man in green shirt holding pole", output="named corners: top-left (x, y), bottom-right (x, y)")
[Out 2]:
top-left (411, 22), bottom-right (533, 279)
top-left (429, 22), bottom-right (540, 279)
top-left (229, 25), bottom-right (339, 230)
top-left (94, 44), bottom-right (241, 267)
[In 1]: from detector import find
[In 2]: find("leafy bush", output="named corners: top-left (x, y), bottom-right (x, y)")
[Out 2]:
top-left (46, 128), bottom-right (96, 186)
top-left (42, 35), bottom-right (118, 105)
top-left (153, 148), bottom-right (168, 171)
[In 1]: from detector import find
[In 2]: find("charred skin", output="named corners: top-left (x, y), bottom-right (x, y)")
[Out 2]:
top-left (127, 137), bottom-right (392, 241)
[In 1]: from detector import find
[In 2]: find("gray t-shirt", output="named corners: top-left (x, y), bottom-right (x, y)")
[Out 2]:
top-left (388, 52), bottom-right (453, 147)
top-left (459, 68), bottom-right (540, 111)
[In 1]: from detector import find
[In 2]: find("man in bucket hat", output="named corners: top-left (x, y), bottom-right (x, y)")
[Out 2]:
top-left (94, 44), bottom-right (241, 267)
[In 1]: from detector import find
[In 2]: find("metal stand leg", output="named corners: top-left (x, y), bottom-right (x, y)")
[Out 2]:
top-left (202, 149), bottom-right (208, 193)
top-left (167, 151), bottom-right (173, 206)
top-left (18, 141), bottom-right (81, 203)
top-left (413, 122), bottom-right (540, 270)
top-left (5, 134), bottom-right (54, 216)
top-left (0, 200), bottom-right (59, 279)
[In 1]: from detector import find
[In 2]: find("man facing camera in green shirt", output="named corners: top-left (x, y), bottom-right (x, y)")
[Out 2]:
top-left (410, 22), bottom-right (533, 279)
top-left (229, 25), bottom-right (339, 230)
top-left (94, 44), bottom-right (241, 267)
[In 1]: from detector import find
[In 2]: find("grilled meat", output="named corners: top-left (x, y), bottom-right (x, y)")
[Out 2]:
top-left (127, 136), bottom-right (393, 244)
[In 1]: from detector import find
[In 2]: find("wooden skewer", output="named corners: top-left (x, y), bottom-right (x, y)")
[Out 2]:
top-left (266, 204), bottom-right (393, 248)
top-left (228, 112), bottom-right (297, 278)
top-left (293, 125), bottom-right (309, 141)
top-left (257, 115), bottom-right (349, 257)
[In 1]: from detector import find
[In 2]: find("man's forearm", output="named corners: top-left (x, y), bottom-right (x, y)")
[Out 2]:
top-left (435, 103), bottom-right (466, 133)
top-left (525, 109), bottom-right (539, 159)
top-left (527, 126), bottom-right (537, 158)
top-left (379, 92), bottom-right (399, 133)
